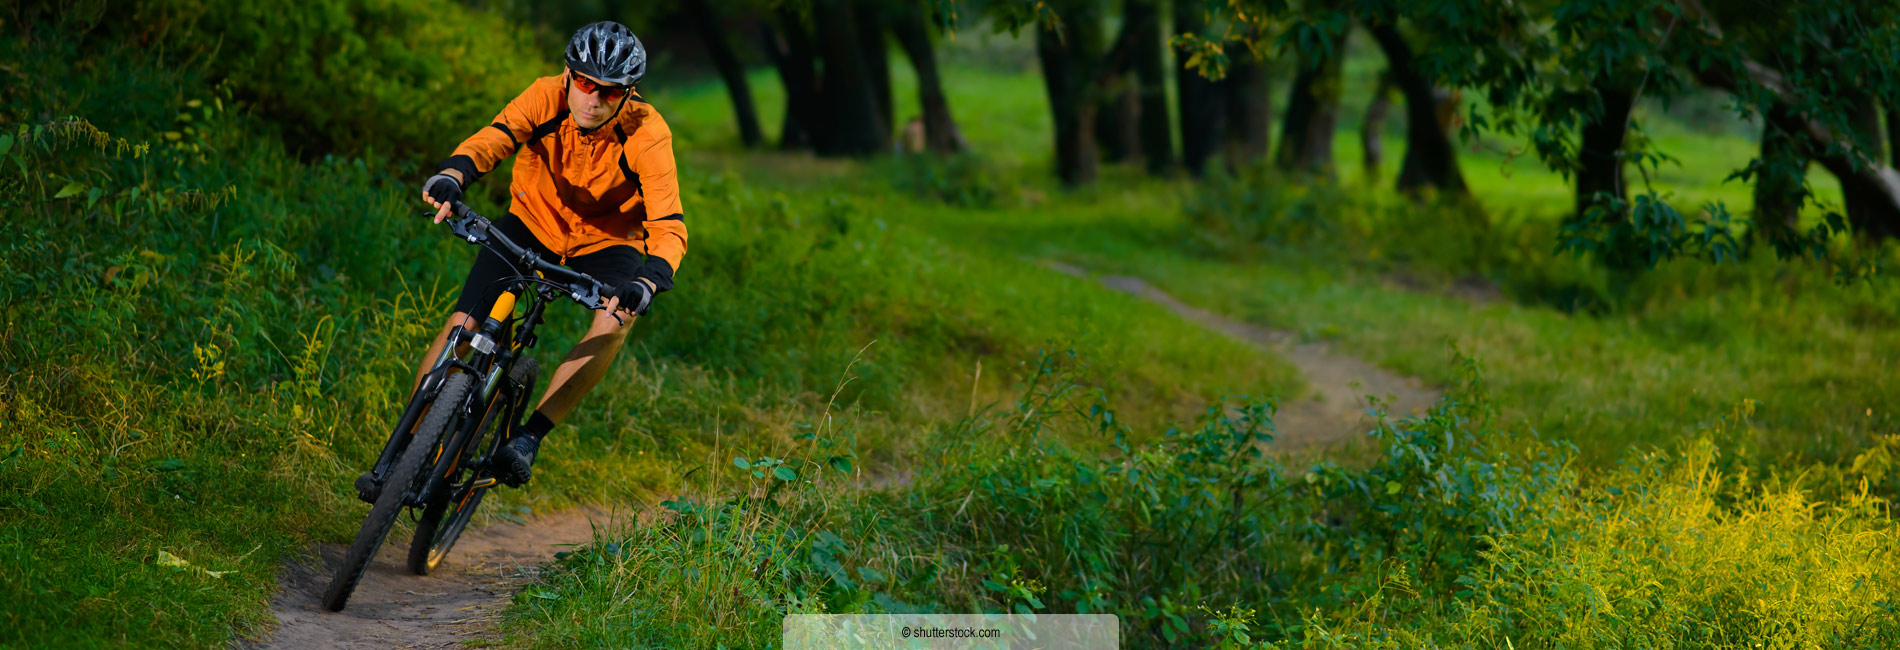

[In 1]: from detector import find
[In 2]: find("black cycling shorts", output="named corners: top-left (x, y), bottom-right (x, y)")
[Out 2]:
top-left (450, 213), bottom-right (642, 317)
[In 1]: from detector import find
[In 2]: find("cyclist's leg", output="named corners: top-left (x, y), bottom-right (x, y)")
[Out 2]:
top-left (420, 214), bottom-right (546, 391)
top-left (533, 305), bottom-right (637, 422)
top-left (528, 243), bottom-right (645, 424)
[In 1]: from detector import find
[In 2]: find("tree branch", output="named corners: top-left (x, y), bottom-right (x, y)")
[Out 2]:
top-left (1675, 0), bottom-right (1900, 219)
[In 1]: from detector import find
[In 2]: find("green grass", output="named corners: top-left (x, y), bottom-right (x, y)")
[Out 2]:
top-left (487, 37), bottom-right (1900, 649)
top-left (0, 25), bottom-right (1298, 649)
top-left (8, 8), bottom-right (1900, 650)
top-left (644, 47), bottom-right (1896, 469)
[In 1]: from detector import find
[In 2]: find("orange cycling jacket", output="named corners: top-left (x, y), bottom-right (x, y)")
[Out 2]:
top-left (438, 73), bottom-right (686, 292)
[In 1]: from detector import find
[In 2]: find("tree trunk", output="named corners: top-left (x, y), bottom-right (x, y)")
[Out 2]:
top-left (1126, 0), bottom-right (1173, 174)
top-left (1366, 21), bottom-right (1469, 197)
top-left (889, 6), bottom-right (966, 153)
top-left (1753, 113), bottom-right (1806, 242)
top-left (1575, 80), bottom-right (1636, 220)
top-left (1834, 167), bottom-right (1900, 240)
top-left (854, 2), bottom-right (894, 145)
top-left (811, 0), bottom-right (889, 156)
top-left (762, 13), bottom-right (818, 150)
top-left (1888, 104), bottom-right (1899, 166)
top-left (686, 0), bottom-right (762, 148)
top-left (1094, 9), bottom-right (1147, 164)
top-left (1848, 94), bottom-right (1886, 166)
top-left (1275, 27), bottom-right (1346, 178)
top-left (1750, 96), bottom-right (1900, 242)
top-left (1678, 1), bottom-right (1900, 242)
top-left (1035, 4), bottom-right (1105, 185)
top-left (1362, 72), bottom-right (1394, 178)
top-left (1221, 52), bottom-right (1271, 171)
top-left (1842, 92), bottom-right (1897, 238)
top-left (1174, 2), bottom-right (1225, 176)
top-left (1095, 75), bottom-right (1141, 162)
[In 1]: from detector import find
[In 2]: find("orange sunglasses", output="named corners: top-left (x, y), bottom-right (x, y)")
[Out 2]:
top-left (569, 70), bottom-right (631, 101)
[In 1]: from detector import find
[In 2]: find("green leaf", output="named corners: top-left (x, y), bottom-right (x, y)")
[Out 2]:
top-left (732, 456), bottom-right (750, 469)
top-left (773, 466), bottom-right (797, 481)
top-left (1385, 481), bottom-right (1402, 495)
top-left (828, 455), bottom-right (853, 474)
top-left (0, 134), bottom-right (12, 160)
top-left (55, 181), bottom-right (85, 199)
top-left (86, 187), bottom-right (102, 211)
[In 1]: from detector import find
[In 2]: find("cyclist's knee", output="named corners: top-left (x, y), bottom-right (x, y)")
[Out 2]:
top-left (443, 312), bottom-right (474, 332)
top-left (587, 309), bottom-right (635, 340)
top-left (441, 312), bottom-right (478, 353)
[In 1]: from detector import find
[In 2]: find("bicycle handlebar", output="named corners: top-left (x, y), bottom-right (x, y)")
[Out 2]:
top-left (436, 202), bottom-right (615, 313)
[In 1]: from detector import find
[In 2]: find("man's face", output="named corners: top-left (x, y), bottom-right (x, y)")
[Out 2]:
top-left (567, 68), bottom-right (629, 130)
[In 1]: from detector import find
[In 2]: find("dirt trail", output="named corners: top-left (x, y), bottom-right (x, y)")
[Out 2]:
top-left (244, 263), bottom-right (1436, 648)
top-left (1046, 261), bottom-right (1440, 446)
top-left (242, 508), bottom-right (617, 650)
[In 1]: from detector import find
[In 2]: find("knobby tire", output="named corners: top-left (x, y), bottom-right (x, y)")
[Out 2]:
top-left (321, 372), bottom-right (473, 611)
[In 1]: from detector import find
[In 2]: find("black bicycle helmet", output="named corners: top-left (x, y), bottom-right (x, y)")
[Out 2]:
top-left (565, 21), bottom-right (646, 86)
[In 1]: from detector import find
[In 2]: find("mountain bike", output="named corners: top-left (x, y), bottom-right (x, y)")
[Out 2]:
top-left (322, 202), bottom-right (617, 612)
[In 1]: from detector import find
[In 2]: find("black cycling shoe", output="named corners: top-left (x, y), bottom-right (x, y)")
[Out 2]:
top-left (354, 472), bottom-right (381, 504)
top-left (491, 435), bottom-right (542, 488)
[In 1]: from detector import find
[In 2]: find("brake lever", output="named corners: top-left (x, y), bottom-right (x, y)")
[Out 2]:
top-left (447, 213), bottom-right (491, 244)
top-left (568, 278), bottom-right (622, 325)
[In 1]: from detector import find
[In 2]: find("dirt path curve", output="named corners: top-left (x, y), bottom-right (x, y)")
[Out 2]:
top-left (1045, 261), bottom-right (1441, 446)
top-left (242, 508), bottom-right (617, 650)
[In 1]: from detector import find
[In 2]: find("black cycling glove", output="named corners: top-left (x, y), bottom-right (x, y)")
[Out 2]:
top-left (611, 279), bottom-right (655, 316)
top-left (423, 173), bottom-right (463, 206)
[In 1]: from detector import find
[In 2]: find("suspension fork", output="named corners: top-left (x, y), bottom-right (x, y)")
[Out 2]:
top-left (413, 290), bottom-right (522, 505)
top-left (371, 289), bottom-right (518, 482)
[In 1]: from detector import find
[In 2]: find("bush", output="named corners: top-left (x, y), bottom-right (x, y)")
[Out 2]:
top-left (0, 64), bottom-right (452, 648)
top-left (1301, 402), bottom-right (1900, 649)
top-left (22, 0), bottom-right (551, 160)
top-left (881, 153), bottom-right (1003, 209)
top-left (1182, 171), bottom-right (1352, 259)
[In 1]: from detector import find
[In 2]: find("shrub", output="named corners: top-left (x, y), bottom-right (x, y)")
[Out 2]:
top-left (23, 0), bottom-right (551, 160)
top-left (521, 349), bottom-right (1900, 649)
top-left (881, 153), bottom-right (1003, 209)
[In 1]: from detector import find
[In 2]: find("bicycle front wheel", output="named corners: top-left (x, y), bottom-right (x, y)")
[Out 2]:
top-left (408, 356), bottom-right (535, 575)
top-left (322, 371), bottom-right (473, 611)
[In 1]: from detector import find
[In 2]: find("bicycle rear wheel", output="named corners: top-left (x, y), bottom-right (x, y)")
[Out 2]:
top-left (408, 474), bottom-right (491, 575)
top-left (407, 357), bottom-right (536, 575)
top-left (322, 371), bottom-right (473, 611)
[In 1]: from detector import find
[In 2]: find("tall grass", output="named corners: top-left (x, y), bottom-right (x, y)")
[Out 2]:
top-left (515, 349), bottom-right (1900, 648)
top-left (0, 23), bottom-right (1299, 647)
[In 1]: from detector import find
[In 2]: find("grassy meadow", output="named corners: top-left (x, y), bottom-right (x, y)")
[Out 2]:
top-left (2, 4), bottom-right (1898, 649)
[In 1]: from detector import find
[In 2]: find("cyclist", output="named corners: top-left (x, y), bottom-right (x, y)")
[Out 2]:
top-left (380, 21), bottom-right (686, 492)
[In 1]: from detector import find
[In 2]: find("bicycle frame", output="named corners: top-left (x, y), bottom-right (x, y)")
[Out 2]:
top-left (364, 283), bottom-right (552, 503)
top-left (327, 204), bottom-right (616, 609)
top-left (362, 206), bottom-right (610, 503)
